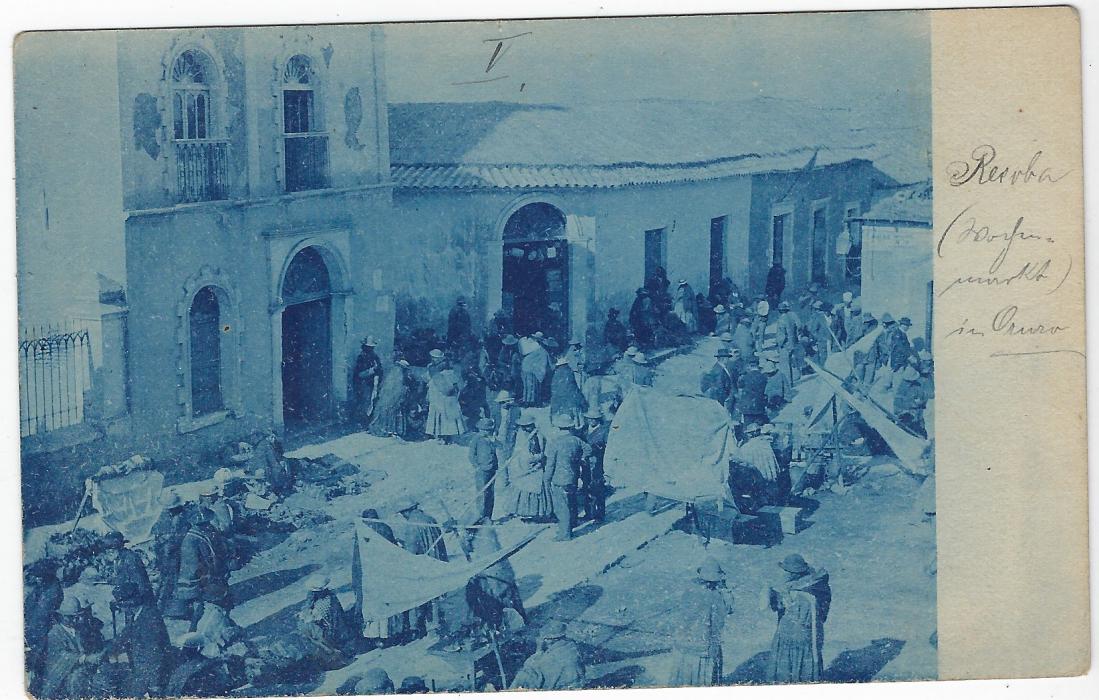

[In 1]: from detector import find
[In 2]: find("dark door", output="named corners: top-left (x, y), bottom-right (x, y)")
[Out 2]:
top-left (282, 298), bottom-right (332, 428)
top-left (709, 216), bottom-right (727, 294)
top-left (502, 239), bottom-right (569, 340)
top-left (811, 207), bottom-right (828, 284)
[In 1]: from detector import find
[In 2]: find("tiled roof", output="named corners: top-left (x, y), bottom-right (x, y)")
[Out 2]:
top-left (388, 98), bottom-right (927, 189)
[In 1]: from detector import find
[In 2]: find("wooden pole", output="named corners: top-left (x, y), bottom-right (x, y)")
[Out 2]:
top-left (488, 626), bottom-right (509, 690)
top-left (70, 481), bottom-right (91, 534)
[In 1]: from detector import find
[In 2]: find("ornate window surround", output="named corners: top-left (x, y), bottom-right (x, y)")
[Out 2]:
top-left (175, 266), bottom-right (242, 433)
top-left (269, 40), bottom-right (330, 189)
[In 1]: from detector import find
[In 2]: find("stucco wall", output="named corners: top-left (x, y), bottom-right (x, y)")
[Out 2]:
top-left (861, 222), bottom-right (933, 341)
top-left (746, 160), bottom-right (885, 295)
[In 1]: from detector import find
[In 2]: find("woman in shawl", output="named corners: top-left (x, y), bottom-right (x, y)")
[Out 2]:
top-left (369, 358), bottom-right (412, 438)
top-left (549, 356), bottom-right (586, 429)
top-left (426, 349), bottom-right (466, 443)
top-left (353, 509), bottom-right (410, 644)
top-left (673, 280), bottom-right (699, 333)
top-left (502, 415), bottom-right (551, 520)
top-left (764, 554), bottom-right (832, 683)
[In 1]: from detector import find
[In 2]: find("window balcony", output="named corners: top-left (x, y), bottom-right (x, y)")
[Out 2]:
top-left (175, 140), bottom-right (229, 203)
top-left (284, 133), bottom-right (330, 193)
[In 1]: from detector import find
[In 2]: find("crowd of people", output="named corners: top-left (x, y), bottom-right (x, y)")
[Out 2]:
top-left (25, 272), bottom-right (933, 697)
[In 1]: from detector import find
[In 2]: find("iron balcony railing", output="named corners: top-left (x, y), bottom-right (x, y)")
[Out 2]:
top-left (19, 323), bottom-right (93, 437)
top-left (284, 133), bottom-right (330, 192)
top-left (175, 139), bottom-right (229, 203)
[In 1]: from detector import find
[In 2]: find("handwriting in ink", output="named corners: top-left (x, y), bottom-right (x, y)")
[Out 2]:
top-left (946, 144), bottom-right (1069, 187)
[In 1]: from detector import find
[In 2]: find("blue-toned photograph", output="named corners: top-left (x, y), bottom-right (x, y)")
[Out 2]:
top-left (16, 11), bottom-right (934, 698)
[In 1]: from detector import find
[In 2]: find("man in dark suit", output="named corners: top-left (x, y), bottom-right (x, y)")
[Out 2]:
top-left (544, 414), bottom-right (590, 541)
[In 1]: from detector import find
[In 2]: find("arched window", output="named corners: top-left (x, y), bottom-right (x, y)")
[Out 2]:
top-left (281, 54), bottom-right (329, 192)
top-left (189, 286), bottom-right (223, 417)
top-left (171, 49), bottom-right (214, 141)
top-left (282, 246), bottom-right (331, 304)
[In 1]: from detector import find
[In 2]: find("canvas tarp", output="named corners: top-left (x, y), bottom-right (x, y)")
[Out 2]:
top-left (603, 386), bottom-right (737, 502)
top-left (89, 469), bottom-right (165, 544)
top-left (352, 524), bottom-right (541, 623)
top-left (806, 359), bottom-right (929, 474)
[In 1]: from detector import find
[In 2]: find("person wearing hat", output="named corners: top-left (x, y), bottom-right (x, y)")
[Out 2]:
top-left (168, 504), bottom-right (232, 626)
top-left (712, 303), bottom-right (734, 336)
top-left (468, 416), bottom-right (500, 520)
top-left (765, 260), bottom-right (786, 307)
top-left (603, 307), bottom-right (629, 355)
top-left (580, 407), bottom-right (609, 523)
top-left (356, 508), bottom-right (409, 643)
top-left (369, 351), bottom-right (414, 439)
top-left (447, 296), bottom-right (474, 351)
top-left (544, 413), bottom-right (590, 541)
top-left (773, 301), bottom-right (799, 384)
top-left (630, 352), bottom-right (654, 388)
top-left (672, 279), bottom-right (699, 334)
top-left (492, 389), bottom-right (521, 462)
top-left (351, 335), bottom-right (384, 427)
top-left (465, 515), bottom-right (529, 637)
top-left (511, 620), bottom-right (586, 690)
top-left (390, 498), bottom-right (448, 637)
top-left (893, 364), bottom-right (929, 437)
top-left (565, 336), bottom-right (587, 388)
top-left (296, 573), bottom-right (356, 669)
top-left (98, 530), bottom-right (156, 615)
top-left (695, 290), bottom-right (716, 335)
top-left (739, 419), bottom-right (784, 505)
top-left (355, 668), bottom-right (395, 695)
top-left (41, 594), bottom-right (108, 700)
top-left (667, 556), bottom-right (734, 687)
top-left (750, 300), bottom-right (770, 354)
top-left (426, 349), bottom-right (466, 442)
top-left (736, 355), bottom-right (769, 432)
top-left (550, 353), bottom-right (587, 430)
top-left (520, 331), bottom-right (552, 407)
top-left (761, 349), bottom-right (792, 411)
top-left (150, 490), bottom-right (189, 610)
top-left (629, 287), bottom-right (656, 350)
top-left (501, 412), bottom-right (551, 521)
top-left (886, 316), bottom-right (915, 389)
top-left (803, 298), bottom-right (833, 363)
top-left (831, 291), bottom-right (856, 346)
top-left (106, 575), bottom-right (172, 698)
top-left (765, 554), bottom-right (832, 683)
top-left (700, 347), bottom-right (740, 414)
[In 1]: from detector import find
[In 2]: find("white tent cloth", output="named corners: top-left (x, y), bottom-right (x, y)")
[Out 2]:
top-left (807, 359), bottom-right (929, 474)
top-left (90, 469), bottom-right (165, 544)
top-left (604, 386), bottom-right (737, 502)
top-left (352, 524), bottom-right (542, 623)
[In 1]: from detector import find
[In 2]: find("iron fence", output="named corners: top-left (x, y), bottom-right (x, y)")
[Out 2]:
top-left (19, 323), bottom-right (93, 437)
top-left (175, 140), bottom-right (229, 203)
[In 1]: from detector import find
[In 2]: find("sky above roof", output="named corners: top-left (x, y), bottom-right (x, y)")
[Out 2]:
top-left (383, 11), bottom-right (930, 109)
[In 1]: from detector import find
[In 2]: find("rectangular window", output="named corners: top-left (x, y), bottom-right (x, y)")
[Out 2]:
top-left (771, 213), bottom-right (789, 267)
top-left (644, 227), bottom-right (667, 282)
top-left (283, 90), bottom-right (314, 134)
top-left (709, 216), bottom-right (728, 293)
top-left (811, 206), bottom-right (827, 284)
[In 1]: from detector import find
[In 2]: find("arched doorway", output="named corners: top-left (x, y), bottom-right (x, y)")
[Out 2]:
top-left (281, 246), bottom-right (333, 429)
top-left (502, 202), bottom-right (569, 340)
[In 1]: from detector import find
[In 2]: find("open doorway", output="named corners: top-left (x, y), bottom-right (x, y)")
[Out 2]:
top-left (501, 203), bottom-right (569, 342)
top-left (281, 246), bottom-right (333, 430)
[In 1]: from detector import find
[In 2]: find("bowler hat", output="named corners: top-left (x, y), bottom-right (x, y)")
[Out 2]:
top-left (495, 390), bottom-right (514, 404)
top-left (881, 313), bottom-right (895, 325)
top-left (624, 346), bottom-right (639, 357)
top-left (842, 291), bottom-right (853, 303)
top-left (631, 352), bottom-right (648, 364)
top-left (555, 356), bottom-right (570, 366)
top-left (533, 331), bottom-right (545, 339)
top-left (697, 556), bottom-right (726, 582)
top-left (502, 334), bottom-right (518, 346)
top-left (429, 348), bottom-right (445, 359)
top-left (812, 300), bottom-right (824, 310)
top-left (779, 553), bottom-right (811, 575)
top-left (542, 620), bottom-right (568, 639)
top-left (899, 316), bottom-right (913, 327)
top-left (476, 417), bottom-right (495, 431)
top-left (397, 359), bottom-right (411, 367)
top-left (356, 669), bottom-right (395, 694)
top-left (362, 336), bottom-right (379, 347)
top-left (583, 408), bottom-right (603, 420)
top-left (516, 413), bottom-right (536, 427)
top-left (100, 531), bottom-right (125, 549)
top-left (719, 332), bottom-right (734, 343)
top-left (778, 301), bottom-right (791, 311)
top-left (58, 594), bottom-right (86, 617)
top-left (569, 338), bottom-right (583, 347)
top-left (713, 305), bottom-right (726, 314)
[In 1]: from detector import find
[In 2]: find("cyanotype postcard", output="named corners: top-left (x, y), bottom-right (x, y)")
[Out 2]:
top-left (13, 6), bottom-right (1087, 698)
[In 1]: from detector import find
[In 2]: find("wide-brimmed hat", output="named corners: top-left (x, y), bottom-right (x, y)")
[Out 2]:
top-left (542, 620), bottom-right (568, 639)
top-left (632, 353), bottom-right (648, 364)
top-left (756, 300), bottom-right (770, 316)
top-left (697, 556), bottom-right (726, 582)
top-left (495, 390), bottom-right (514, 404)
top-left (715, 348), bottom-right (732, 358)
top-left (552, 414), bottom-right (575, 429)
top-left (718, 332), bottom-right (734, 343)
top-left (898, 316), bottom-right (913, 327)
top-left (362, 336), bottom-right (379, 347)
top-left (533, 331), bottom-right (545, 339)
top-left (502, 334), bottom-right (518, 345)
top-left (624, 346), bottom-right (639, 357)
top-left (779, 553), bottom-right (811, 575)
top-left (583, 408), bottom-right (603, 420)
top-left (555, 356), bottom-right (570, 366)
top-left (812, 300), bottom-right (825, 310)
top-left (713, 304), bottom-right (727, 314)
top-left (390, 496), bottom-right (419, 513)
top-left (429, 348), bottom-right (445, 359)
top-left (476, 417), bottom-right (495, 431)
top-left (396, 359), bottom-right (411, 367)
top-left (100, 531), bottom-right (126, 549)
top-left (842, 291), bottom-right (853, 303)
top-left (516, 413), bottom-right (537, 427)
top-left (881, 313), bottom-right (895, 325)
top-left (778, 301), bottom-right (791, 311)
top-left (569, 338), bottom-right (583, 347)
